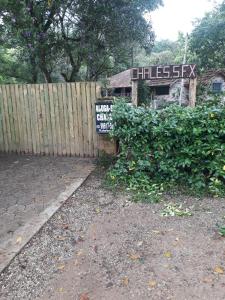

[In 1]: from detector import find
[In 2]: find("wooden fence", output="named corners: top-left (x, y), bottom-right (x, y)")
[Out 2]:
top-left (0, 82), bottom-right (101, 157)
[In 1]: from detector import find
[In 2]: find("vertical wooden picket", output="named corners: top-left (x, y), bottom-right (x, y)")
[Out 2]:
top-left (67, 83), bottom-right (75, 156)
top-left (70, 83), bottom-right (79, 156)
top-left (86, 82), bottom-right (94, 157)
top-left (24, 84), bottom-right (34, 153)
top-left (91, 82), bottom-right (99, 157)
top-left (0, 86), bottom-right (5, 152)
top-left (53, 84), bottom-right (62, 155)
top-left (57, 84), bottom-right (66, 155)
top-left (39, 84), bottom-right (48, 154)
top-left (6, 85), bottom-right (16, 152)
top-left (35, 84), bottom-right (44, 154)
top-left (75, 82), bottom-right (83, 156)
top-left (2, 85), bottom-right (11, 152)
top-left (13, 85), bottom-right (22, 153)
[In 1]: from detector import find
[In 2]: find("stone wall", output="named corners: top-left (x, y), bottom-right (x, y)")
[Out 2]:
top-left (200, 75), bottom-right (225, 103)
top-left (153, 80), bottom-right (189, 108)
top-left (208, 75), bottom-right (225, 92)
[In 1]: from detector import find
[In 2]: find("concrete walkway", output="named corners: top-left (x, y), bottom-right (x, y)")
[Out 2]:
top-left (0, 154), bottom-right (94, 273)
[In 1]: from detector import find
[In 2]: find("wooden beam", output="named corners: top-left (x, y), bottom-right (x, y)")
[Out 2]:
top-left (189, 78), bottom-right (197, 108)
top-left (132, 80), bottom-right (138, 106)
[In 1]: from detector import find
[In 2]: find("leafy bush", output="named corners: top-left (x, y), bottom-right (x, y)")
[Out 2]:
top-left (218, 225), bottom-right (225, 237)
top-left (107, 99), bottom-right (225, 199)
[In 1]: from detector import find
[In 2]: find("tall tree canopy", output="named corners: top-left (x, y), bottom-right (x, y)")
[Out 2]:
top-left (0, 0), bottom-right (162, 83)
top-left (0, 46), bottom-right (29, 83)
top-left (190, 1), bottom-right (225, 71)
top-left (133, 33), bottom-right (195, 67)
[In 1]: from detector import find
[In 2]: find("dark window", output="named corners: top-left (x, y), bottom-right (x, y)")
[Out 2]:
top-left (113, 87), bottom-right (131, 97)
top-left (212, 82), bottom-right (222, 93)
top-left (114, 88), bottom-right (122, 94)
top-left (154, 85), bottom-right (170, 96)
top-left (125, 87), bottom-right (132, 96)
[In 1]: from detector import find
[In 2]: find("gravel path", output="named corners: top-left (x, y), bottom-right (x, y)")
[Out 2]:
top-left (1, 168), bottom-right (225, 300)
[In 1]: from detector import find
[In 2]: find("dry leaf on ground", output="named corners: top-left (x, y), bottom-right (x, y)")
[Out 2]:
top-left (129, 253), bottom-right (141, 261)
top-left (203, 277), bottom-right (214, 283)
top-left (74, 259), bottom-right (79, 266)
top-left (57, 264), bottom-right (65, 271)
top-left (214, 266), bottom-right (224, 274)
top-left (16, 236), bottom-right (22, 244)
top-left (164, 251), bottom-right (172, 258)
top-left (148, 280), bottom-right (157, 288)
top-left (77, 250), bottom-right (84, 256)
top-left (122, 277), bottom-right (129, 286)
top-left (62, 224), bottom-right (69, 230)
top-left (53, 256), bottom-right (60, 261)
top-left (172, 238), bottom-right (181, 247)
top-left (80, 293), bottom-right (89, 300)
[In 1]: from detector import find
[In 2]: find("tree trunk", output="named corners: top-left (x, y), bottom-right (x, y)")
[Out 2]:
top-left (40, 62), bottom-right (52, 83)
top-left (69, 65), bottom-right (81, 82)
top-left (30, 56), bottom-right (38, 83)
top-left (39, 50), bottom-right (52, 83)
top-left (42, 67), bottom-right (52, 83)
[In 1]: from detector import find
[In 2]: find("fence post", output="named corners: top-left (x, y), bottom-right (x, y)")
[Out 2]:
top-left (189, 78), bottom-right (197, 108)
top-left (132, 80), bottom-right (138, 106)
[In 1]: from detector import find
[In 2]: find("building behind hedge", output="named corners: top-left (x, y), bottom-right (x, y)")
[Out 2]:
top-left (106, 68), bottom-right (225, 107)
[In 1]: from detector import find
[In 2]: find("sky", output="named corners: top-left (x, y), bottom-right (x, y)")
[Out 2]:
top-left (148, 0), bottom-right (223, 41)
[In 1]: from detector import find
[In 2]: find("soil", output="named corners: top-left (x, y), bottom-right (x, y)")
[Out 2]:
top-left (1, 167), bottom-right (225, 300)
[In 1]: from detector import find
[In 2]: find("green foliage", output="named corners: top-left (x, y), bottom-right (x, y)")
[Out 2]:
top-left (160, 203), bottom-right (193, 217)
top-left (0, 0), bottom-right (162, 83)
top-left (107, 170), bottom-right (164, 203)
top-left (133, 33), bottom-right (197, 67)
top-left (218, 225), bottom-right (225, 236)
top-left (190, 1), bottom-right (225, 70)
top-left (138, 81), bottom-right (152, 106)
top-left (196, 84), bottom-right (225, 106)
top-left (0, 46), bottom-right (30, 83)
top-left (96, 151), bottom-right (116, 169)
top-left (216, 215), bottom-right (225, 236)
top-left (107, 99), bottom-right (225, 200)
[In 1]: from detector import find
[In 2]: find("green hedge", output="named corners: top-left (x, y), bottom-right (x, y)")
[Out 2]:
top-left (108, 100), bottom-right (225, 198)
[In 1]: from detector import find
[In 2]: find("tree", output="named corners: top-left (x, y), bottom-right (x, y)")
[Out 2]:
top-left (0, 46), bottom-right (31, 83)
top-left (152, 39), bottom-right (176, 53)
top-left (133, 33), bottom-right (195, 67)
top-left (0, 0), bottom-right (63, 83)
top-left (190, 1), bottom-right (225, 71)
top-left (0, 0), bottom-right (162, 83)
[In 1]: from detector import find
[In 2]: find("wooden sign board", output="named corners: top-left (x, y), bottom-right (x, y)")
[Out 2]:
top-left (95, 101), bottom-right (113, 134)
top-left (131, 64), bottom-right (197, 81)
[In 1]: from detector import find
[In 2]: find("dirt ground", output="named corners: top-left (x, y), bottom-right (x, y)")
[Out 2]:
top-left (0, 154), bottom-right (94, 245)
top-left (1, 168), bottom-right (225, 300)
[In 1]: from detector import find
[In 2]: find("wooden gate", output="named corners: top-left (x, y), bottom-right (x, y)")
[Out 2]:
top-left (0, 82), bottom-right (101, 157)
